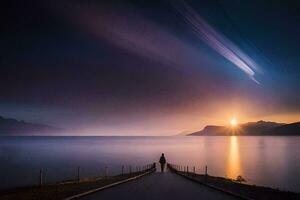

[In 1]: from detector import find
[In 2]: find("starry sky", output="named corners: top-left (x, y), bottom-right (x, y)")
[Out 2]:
top-left (1, 0), bottom-right (300, 135)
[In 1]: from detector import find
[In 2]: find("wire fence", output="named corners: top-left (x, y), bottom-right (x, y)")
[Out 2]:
top-left (167, 163), bottom-right (208, 175)
top-left (36, 162), bottom-right (156, 187)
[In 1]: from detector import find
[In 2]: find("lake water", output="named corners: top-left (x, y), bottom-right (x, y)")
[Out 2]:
top-left (0, 136), bottom-right (299, 192)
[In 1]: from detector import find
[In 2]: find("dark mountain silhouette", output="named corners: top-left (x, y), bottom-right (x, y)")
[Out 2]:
top-left (267, 121), bottom-right (300, 135)
top-left (188, 120), bottom-right (300, 136)
top-left (189, 125), bottom-right (229, 136)
top-left (0, 116), bottom-right (62, 135)
top-left (241, 120), bottom-right (284, 134)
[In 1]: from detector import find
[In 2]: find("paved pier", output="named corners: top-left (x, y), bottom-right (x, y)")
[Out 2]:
top-left (81, 172), bottom-right (238, 200)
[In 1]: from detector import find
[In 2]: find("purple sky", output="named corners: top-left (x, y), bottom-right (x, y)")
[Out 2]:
top-left (1, 0), bottom-right (300, 135)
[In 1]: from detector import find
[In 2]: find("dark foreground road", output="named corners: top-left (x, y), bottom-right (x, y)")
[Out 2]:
top-left (81, 172), bottom-right (238, 200)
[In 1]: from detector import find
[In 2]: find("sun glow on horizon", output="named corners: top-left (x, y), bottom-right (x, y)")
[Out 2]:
top-left (230, 117), bottom-right (238, 127)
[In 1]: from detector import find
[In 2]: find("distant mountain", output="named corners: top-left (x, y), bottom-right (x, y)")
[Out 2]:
top-left (174, 131), bottom-right (192, 136)
top-left (188, 120), bottom-right (300, 136)
top-left (267, 121), bottom-right (300, 135)
top-left (0, 116), bottom-right (62, 135)
top-left (240, 120), bottom-right (284, 135)
top-left (190, 125), bottom-right (229, 136)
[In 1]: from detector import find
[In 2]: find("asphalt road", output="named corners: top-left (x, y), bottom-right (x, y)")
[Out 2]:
top-left (81, 172), bottom-right (238, 200)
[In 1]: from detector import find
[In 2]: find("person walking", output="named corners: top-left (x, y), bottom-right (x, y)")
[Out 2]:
top-left (159, 153), bottom-right (166, 172)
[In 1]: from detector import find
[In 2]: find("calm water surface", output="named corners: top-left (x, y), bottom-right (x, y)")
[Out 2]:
top-left (0, 136), bottom-right (299, 192)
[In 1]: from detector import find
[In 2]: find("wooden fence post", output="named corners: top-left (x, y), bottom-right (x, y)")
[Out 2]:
top-left (77, 166), bottom-right (80, 182)
top-left (39, 169), bottom-right (43, 186)
top-left (105, 166), bottom-right (108, 179)
top-left (205, 165), bottom-right (208, 182)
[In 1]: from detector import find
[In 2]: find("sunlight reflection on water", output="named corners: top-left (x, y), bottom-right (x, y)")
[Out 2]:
top-left (226, 136), bottom-right (241, 179)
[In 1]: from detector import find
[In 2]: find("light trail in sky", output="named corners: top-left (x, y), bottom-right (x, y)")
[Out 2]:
top-left (172, 0), bottom-right (260, 84)
top-left (58, 1), bottom-right (261, 84)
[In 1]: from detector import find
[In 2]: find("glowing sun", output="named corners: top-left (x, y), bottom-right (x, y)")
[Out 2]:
top-left (230, 117), bottom-right (238, 127)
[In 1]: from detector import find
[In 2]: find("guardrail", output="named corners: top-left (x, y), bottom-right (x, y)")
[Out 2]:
top-left (167, 163), bottom-right (207, 175)
top-left (167, 163), bottom-right (252, 200)
top-left (37, 163), bottom-right (156, 187)
top-left (64, 163), bottom-right (156, 200)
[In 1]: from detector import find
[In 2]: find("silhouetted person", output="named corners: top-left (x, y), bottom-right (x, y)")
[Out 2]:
top-left (159, 153), bottom-right (166, 172)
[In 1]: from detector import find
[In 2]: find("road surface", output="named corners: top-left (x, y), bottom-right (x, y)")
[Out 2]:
top-left (81, 172), bottom-right (238, 200)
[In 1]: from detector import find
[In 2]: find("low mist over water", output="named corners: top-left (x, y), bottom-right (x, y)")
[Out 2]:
top-left (0, 136), bottom-right (299, 192)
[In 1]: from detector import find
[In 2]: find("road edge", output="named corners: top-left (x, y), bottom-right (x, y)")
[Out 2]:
top-left (63, 168), bottom-right (156, 200)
